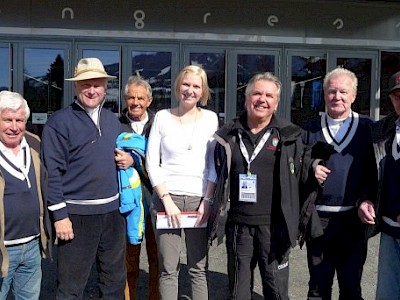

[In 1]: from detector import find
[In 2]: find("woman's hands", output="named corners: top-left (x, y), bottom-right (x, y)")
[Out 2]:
top-left (162, 195), bottom-right (182, 228)
top-left (196, 199), bottom-right (212, 227)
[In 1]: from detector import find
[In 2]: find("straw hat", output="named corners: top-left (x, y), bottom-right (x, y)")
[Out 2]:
top-left (66, 58), bottom-right (116, 81)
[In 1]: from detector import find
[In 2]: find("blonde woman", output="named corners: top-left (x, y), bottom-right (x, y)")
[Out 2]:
top-left (146, 65), bottom-right (218, 300)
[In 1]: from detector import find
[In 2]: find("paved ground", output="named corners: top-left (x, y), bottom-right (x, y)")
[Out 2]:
top-left (36, 230), bottom-right (380, 299)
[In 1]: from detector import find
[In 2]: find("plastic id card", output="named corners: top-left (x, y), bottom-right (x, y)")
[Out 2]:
top-left (239, 173), bottom-right (257, 203)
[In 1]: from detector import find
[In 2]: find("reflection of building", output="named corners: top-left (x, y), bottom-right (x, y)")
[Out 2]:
top-left (291, 76), bottom-right (324, 128)
top-left (312, 80), bottom-right (323, 110)
top-left (291, 77), bottom-right (322, 109)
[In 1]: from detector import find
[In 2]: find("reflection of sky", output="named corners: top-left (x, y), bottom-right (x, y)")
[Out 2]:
top-left (82, 50), bottom-right (118, 66)
top-left (24, 48), bottom-right (64, 77)
top-left (0, 48), bottom-right (9, 88)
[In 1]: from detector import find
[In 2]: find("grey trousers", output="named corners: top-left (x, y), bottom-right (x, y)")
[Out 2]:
top-left (152, 193), bottom-right (209, 300)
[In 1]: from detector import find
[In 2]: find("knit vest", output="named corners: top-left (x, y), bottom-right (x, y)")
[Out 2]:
top-left (0, 153), bottom-right (40, 242)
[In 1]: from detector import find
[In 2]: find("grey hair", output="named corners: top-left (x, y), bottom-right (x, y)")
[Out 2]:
top-left (323, 67), bottom-right (358, 93)
top-left (0, 91), bottom-right (30, 120)
top-left (124, 75), bottom-right (153, 99)
top-left (245, 72), bottom-right (282, 101)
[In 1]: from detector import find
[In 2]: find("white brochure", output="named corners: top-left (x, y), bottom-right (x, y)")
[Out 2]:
top-left (156, 212), bottom-right (207, 229)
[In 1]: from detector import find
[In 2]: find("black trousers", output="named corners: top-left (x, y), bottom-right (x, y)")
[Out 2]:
top-left (306, 210), bottom-right (367, 300)
top-left (225, 220), bottom-right (290, 300)
top-left (56, 210), bottom-right (127, 299)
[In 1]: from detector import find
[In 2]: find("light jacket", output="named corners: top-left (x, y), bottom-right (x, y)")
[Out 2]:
top-left (0, 132), bottom-right (52, 277)
top-left (117, 132), bottom-right (149, 245)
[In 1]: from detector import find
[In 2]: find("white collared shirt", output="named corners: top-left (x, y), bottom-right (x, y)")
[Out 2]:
top-left (0, 137), bottom-right (32, 188)
top-left (86, 106), bottom-right (100, 126)
top-left (127, 111), bottom-right (149, 135)
top-left (326, 113), bottom-right (351, 142)
top-left (0, 137), bottom-right (28, 168)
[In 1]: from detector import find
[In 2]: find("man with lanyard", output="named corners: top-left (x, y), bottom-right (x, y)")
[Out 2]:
top-left (302, 67), bottom-right (377, 300)
top-left (212, 72), bottom-right (312, 299)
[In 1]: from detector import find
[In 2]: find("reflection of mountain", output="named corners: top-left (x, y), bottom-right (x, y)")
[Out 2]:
top-left (106, 52), bottom-right (229, 88)
top-left (131, 53), bottom-right (172, 86)
top-left (104, 63), bottom-right (120, 78)
top-left (104, 53), bottom-right (173, 89)
top-left (104, 53), bottom-right (227, 113)
top-left (156, 66), bottom-right (171, 77)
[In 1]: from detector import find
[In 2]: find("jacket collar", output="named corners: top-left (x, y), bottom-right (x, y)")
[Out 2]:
top-left (216, 112), bottom-right (301, 142)
top-left (371, 111), bottom-right (397, 142)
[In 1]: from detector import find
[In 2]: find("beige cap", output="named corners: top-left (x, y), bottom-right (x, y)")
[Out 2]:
top-left (66, 58), bottom-right (116, 81)
top-left (388, 71), bottom-right (400, 94)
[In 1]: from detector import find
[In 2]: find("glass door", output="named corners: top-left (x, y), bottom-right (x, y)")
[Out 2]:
top-left (328, 51), bottom-right (378, 120)
top-left (17, 43), bottom-right (69, 136)
top-left (125, 44), bottom-right (179, 113)
top-left (183, 46), bottom-right (226, 125)
top-left (287, 49), bottom-right (379, 127)
top-left (287, 50), bottom-right (327, 127)
top-left (184, 47), bottom-right (280, 124)
top-left (77, 45), bottom-right (121, 115)
top-left (227, 49), bottom-right (280, 120)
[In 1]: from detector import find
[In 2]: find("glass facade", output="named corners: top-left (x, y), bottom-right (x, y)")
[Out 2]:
top-left (0, 42), bottom-right (397, 134)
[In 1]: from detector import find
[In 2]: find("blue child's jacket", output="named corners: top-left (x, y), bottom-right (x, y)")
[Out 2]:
top-left (117, 132), bottom-right (149, 245)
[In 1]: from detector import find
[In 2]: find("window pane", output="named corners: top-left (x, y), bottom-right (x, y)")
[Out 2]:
top-left (0, 47), bottom-right (9, 91)
top-left (336, 57), bottom-right (372, 117)
top-left (380, 52), bottom-right (400, 118)
top-left (237, 54), bottom-right (275, 116)
top-left (131, 51), bottom-right (172, 112)
top-left (290, 55), bottom-right (326, 127)
top-left (190, 53), bottom-right (225, 125)
top-left (23, 48), bottom-right (65, 135)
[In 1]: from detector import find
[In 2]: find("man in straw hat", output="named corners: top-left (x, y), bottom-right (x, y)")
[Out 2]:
top-left (41, 58), bottom-right (132, 298)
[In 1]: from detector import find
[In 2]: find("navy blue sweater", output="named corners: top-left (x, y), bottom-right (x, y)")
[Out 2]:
top-left (41, 102), bottom-right (122, 221)
top-left (303, 113), bottom-right (377, 207)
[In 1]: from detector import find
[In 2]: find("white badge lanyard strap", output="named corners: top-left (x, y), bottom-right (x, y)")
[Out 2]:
top-left (238, 129), bottom-right (271, 175)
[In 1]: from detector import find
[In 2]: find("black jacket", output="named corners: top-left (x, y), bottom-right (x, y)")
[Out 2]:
top-left (119, 109), bottom-right (155, 139)
top-left (370, 112), bottom-right (398, 238)
top-left (208, 114), bottom-right (312, 253)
